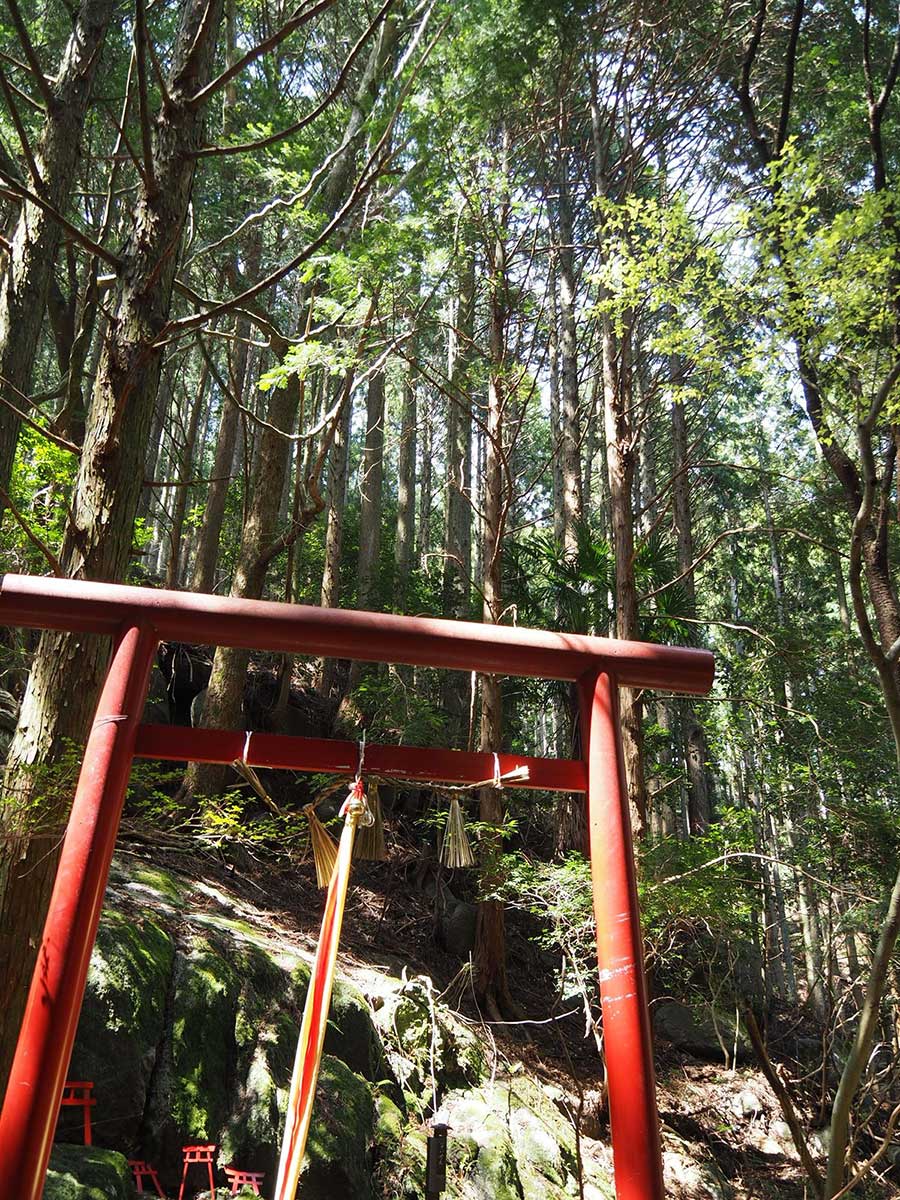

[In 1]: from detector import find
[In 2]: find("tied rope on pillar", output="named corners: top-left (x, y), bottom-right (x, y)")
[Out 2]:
top-left (273, 741), bottom-right (373, 1200)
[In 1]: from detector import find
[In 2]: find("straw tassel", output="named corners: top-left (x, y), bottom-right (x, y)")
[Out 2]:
top-left (304, 804), bottom-right (339, 887)
top-left (232, 759), bottom-right (282, 816)
top-left (353, 782), bottom-right (386, 861)
top-left (440, 795), bottom-right (475, 868)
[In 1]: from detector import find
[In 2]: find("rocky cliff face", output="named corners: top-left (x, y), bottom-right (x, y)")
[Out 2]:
top-left (47, 857), bottom-right (617, 1199)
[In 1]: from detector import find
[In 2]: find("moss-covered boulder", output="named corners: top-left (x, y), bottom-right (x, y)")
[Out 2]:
top-left (373, 1092), bottom-right (427, 1199)
top-left (374, 975), bottom-right (486, 1107)
top-left (43, 1145), bottom-right (134, 1200)
top-left (139, 934), bottom-right (240, 1177)
top-left (326, 975), bottom-right (384, 1080)
top-left (60, 857), bottom-right (615, 1200)
top-left (66, 860), bottom-right (384, 1193)
top-left (300, 1056), bottom-right (376, 1199)
top-left (447, 1088), bottom-right (522, 1200)
top-left (63, 912), bottom-right (174, 1149)
top-left (443, 1077), bottom-right (615, 1200)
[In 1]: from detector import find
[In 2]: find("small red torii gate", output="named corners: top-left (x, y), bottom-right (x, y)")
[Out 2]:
top-left (0, 574), bottom-right (714, 1200)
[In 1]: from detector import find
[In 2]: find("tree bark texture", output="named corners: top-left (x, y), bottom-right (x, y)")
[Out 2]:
top-left (0, 0), bottom-right (116, 510)
top-left (556, 134), bottom-right (581, 551)
top-left (345, 371), bottom-right (385, 695)
top-left (190, 242), bottom-right (260, 595)
top-left (602, 310), bottom-right (647, 837)
top-left (318, 380), bottom-right (353, 699)
top-left (442, 245), bottom-right (475, 735)
top-left (473, 138), bottom-right (514, 1018)
top-left (670, 364), bottom-right (712, 833)
top-left (357, 371), bottom-right (385, 610)
top-left (0, 0), bottom-right (225, 1089)
top-left (395, 360), bottom-right (417, 610)
top-left (165, 363), bottom-right (209, 588)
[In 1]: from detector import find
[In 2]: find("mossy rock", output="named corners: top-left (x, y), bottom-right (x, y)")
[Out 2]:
top-left (445, 1089), bottom-right (522, 1200)
top-left (374, 977), bottom-right (485, 1105)
top-left (325, 977), bottom-right (383, 1081)
top-left (43, 1144), bottom-right (134, 1200)
top-left (218, 948), bottom-right (308, 1181)
top-left (373, 1092), bottom-right (426, 1200)
top-left (444, 1078), bottom-right (614, 1200)
top-left (140, 934), bottom-right (240, 1186)
top-left (300, 1056), bottom-right (376, 1199)
top-left (507, 1078), bottom-right (577, 1194)
top-left (120, 863), bottom-right (185, 906)
top-left (64, 911), bottom-right (174, 1150)
top-left (284, 960), bottom-right (382, 1082)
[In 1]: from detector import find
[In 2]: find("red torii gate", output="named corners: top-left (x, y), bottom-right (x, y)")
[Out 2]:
top-left (0, 574), bottom-right (714, 1200)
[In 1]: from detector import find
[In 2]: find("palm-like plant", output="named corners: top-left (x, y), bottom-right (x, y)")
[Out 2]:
top-left (509, 520), bottom-right (697, 645)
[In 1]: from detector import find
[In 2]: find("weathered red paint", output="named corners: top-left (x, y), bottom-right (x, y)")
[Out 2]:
top-left (580, 670), bottom-right (664, 1200)
top-left (0, 576), bottom-right (714, 1199)
top-left (0, 573), bottom-right (713, 692)
top-left (0, 622), bottom-right (157, 1198)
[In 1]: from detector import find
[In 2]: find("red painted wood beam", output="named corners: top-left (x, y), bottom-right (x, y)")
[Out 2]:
top-left (0, 573), bottom-right (714, 691)
top-left (581, 670), bottom-right (664, 1200)
top-left (134, 724), bottom-right (588, 793)
top-left (0, 623), bottom-right (157, 1200)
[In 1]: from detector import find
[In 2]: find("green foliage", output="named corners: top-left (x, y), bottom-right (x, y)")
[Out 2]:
top-left (126, 765), bottom-right (310, 861)
top-left (511, 520), bottom-right (696, 644)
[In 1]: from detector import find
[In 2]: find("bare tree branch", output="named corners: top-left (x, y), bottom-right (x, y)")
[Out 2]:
top-left (776, 0), bottom-right (805, 154)
top-left (0, 382), bottom-right (80, 454)
top-left (4, 0), bottom-right (56, 110)
top-left (186, 0), bottom-right (338, 110)
top-left (0, 164), bottom-right (121, 267)
top-left (0, 484), bottom-right (64, 575)
top-left (191, 0), bottom-right (395, 158)
top-left (0, 61), bottom-right (42, 187)
top-left (134, 0), bottom-right (157, 193)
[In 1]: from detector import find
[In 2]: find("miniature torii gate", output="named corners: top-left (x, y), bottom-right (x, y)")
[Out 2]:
top-left (0, 574), bottom-right (714, 1200)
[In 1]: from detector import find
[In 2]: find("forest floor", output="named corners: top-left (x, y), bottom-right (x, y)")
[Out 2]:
top-left (113, 830), bottom-right (891, 1200)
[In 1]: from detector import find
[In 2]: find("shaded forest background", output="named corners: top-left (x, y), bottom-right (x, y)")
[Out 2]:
top-left (2, 0), bottom-right (900, 1195)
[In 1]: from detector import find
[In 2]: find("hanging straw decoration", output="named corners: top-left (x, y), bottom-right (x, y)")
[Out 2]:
top-left (353, 781), bottom-right (386, 861)
top-left (231, 757), bottom-right (282, 816)
top-left (303, 804), bottom-right (339, 888)
top-left (440, 794), bottom-right (475, 868)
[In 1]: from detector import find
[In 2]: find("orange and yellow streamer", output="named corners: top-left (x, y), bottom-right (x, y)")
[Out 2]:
top-left (274, 780), bottom-right (367, 1200)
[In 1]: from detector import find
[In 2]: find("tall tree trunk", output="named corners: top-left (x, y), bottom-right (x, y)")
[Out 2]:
top-left (183, 356), bottom-right (302, 796)
top-left (318, 379), bottom-right (353, 700)
top-left (138, 365), bottom-right (173, 523)
top-left (591, 61), bottom-right (647, 836)
top-left (670, 360), bottom-right (712, 833)
top-left (418, 394), bottom-right (433, 561)
top-left (357, 371), bottom-right (385, 610)
top-left (0, 0), bottom-right (116, 511)
top-left (583, 372), bottom-right (601, 513)
top-left (601, 313), bottom-right (646, 835)
top-left (556, 119), bottom-right (582, 552)
top-left (552, 131), bottom-right (586, 853)
top-left (761, 471), bottom-right (828, 1018)
top-left (0, 0), bottom-right (224, 1088)
top-left (395, 360), bottom-right (417, 611)
top-left (165, 363), bottom-right (209, 588)
top-left (473, 129), bottom-right (515, 1020)
top-left (548, 264), bottom-right (564, 544)
top-left (442, 243), bottom-right (475, 733)
top-left (190, 240), bottom-right (260, 594)
top-left (346, 371), bottom-right (385, 694)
